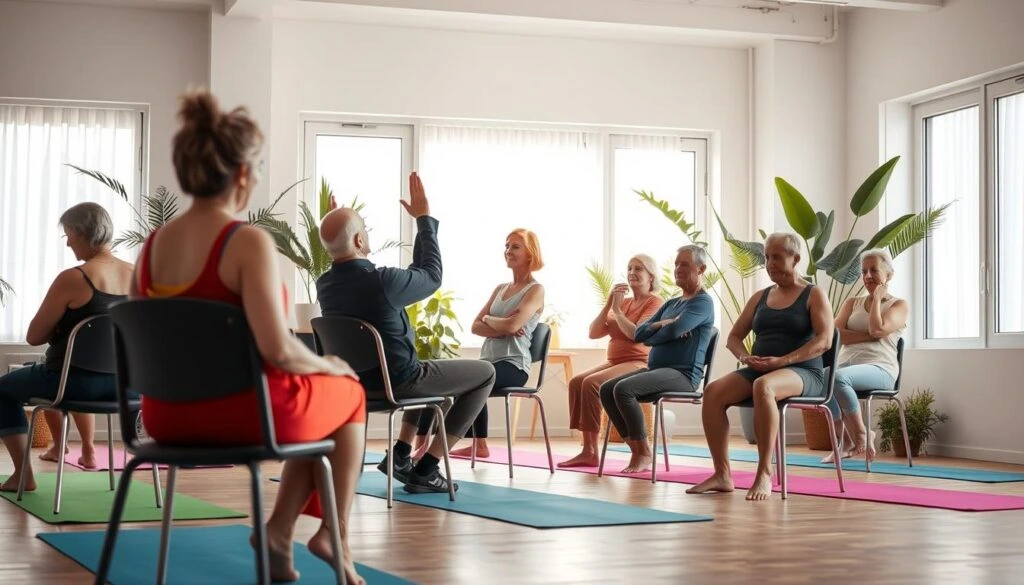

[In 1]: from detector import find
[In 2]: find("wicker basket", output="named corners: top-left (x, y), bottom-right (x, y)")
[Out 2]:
top-left (801, 409), bottom-right (834, 451)
top-left (600, 403), bottom-right (656, 443)
top-left (28, 409), bottom-right (52, 448)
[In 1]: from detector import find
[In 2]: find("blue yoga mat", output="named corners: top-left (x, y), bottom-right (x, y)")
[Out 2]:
top-left (356, 472), bottom-right (711, 528)
top-left (608, 444), bottom-right (1024, 483)
top-left (38, 524), bottom-right (416, 585)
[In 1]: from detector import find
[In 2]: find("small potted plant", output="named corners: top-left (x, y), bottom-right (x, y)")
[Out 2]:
top-left (876, 387), bottom-right (949, 458)
top-left (405, 290), bottom-right (462, 360)
top-left (542, 306), bottom-right (566, 349)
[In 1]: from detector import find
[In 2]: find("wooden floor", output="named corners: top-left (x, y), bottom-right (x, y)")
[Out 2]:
top-left (3, 437), bottom-right (1024, 585)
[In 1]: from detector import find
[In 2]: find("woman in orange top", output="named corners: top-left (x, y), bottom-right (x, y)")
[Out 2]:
top-left (135, 90), bottom-right (366, 585)
top-left (558, 255), bottom-right (663, 468)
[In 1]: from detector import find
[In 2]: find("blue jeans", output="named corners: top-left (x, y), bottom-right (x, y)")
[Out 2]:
top-left (826, 364), bottom-right (895, 418)
top-left (0, 363), bottom-right (117, 437)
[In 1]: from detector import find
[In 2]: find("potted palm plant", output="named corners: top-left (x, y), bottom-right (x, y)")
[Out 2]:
top-left (876, 388), bottom-right (948, 458)
top-left (0, 278), bottom-right (12, 307)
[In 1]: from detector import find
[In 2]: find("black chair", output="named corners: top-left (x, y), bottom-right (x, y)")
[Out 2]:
top-left (16, 314), bottom-right (159, 515)
top-left (732, 328), bottom-right (845, 499)
top-left (469, 322), bottom-right (555, 477)
top-left (98, 299), bottom-right (346, 585)
top-left (311, 316), bottom-right (456, 508)
top-left (856, 337), bottom-right (911, 471)
top-left (597, 327), bottom-right (719, 483)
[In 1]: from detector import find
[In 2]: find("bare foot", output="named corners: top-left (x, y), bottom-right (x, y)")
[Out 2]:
top-left (862, 430), bottom-right (877, 461)
top-left (0, 475), bottom-right (36, 493)
top-left (451, 442), bottom-right (489, 459)
top-left (251, 529), bottom-right (299, 582)
top-left (557, 452), bottom-right (599, 468)
top-left (820, 448), bottom-right (855, 464)
top-left (745, 472), bottom-right (773, 501)
top-left (308, 527), bottom-right (366, 585)
top-left (78, 452), bottom-right (98, 469)
top-left (620, 453), bottom-right (653, 474)
top-left (38, 445), bottom-right (69, 463)
top-left (686, 473), bottom-right (735, 494)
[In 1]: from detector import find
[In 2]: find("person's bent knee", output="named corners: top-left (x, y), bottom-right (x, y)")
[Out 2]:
top-left (751, 378), bottom-right (775, 402)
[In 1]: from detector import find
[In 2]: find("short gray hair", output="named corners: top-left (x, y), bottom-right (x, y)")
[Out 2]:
top-left (860, 248), bottom-right (894, 276)
top-left (320, 212), bottom-right (363, 257)
top-left (629, 254), bottom-right (660, 293)
top-left (765, 232), bottom-right (801, 256)
top-left (59, 202), bottom-right (113, 248)
top-left (677, 244), bottom-right (708, 268)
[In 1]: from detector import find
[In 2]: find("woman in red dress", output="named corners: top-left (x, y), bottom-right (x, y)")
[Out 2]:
top-left (135, 90), bottom-right (366, 584)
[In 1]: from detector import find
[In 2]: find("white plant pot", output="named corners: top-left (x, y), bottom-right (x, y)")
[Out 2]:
top-left (293, 302), bottom-right (321, 333)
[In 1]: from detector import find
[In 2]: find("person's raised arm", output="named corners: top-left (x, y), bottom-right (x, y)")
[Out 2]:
top-left (588, 293), bottom-right (614, 339)
top-left (383, 172), bottom-right (442, 307)
top-left (236, 226), bottom-right (355, 377)
top-left (482, 285), bottom-right (545, 336)
top-left (25, 270), bottom-right (78, 346)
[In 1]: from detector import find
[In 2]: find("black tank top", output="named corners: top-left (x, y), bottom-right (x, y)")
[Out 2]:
top-left (750, 284), bottom-right (823, 371)
top-left (43, 267), bottom-right (126, 371)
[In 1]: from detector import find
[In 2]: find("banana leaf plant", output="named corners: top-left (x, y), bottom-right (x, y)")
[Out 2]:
top-left (0, 278), bottom-right (13, 307)
top-left (775, 156), bottom-right (953, 312)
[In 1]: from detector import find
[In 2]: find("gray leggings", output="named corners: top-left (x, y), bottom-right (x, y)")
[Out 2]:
top-left (599, 368), bottom-right (696, 441)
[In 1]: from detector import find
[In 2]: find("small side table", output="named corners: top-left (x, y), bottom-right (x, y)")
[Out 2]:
top-left (510, 350), bottom-right (575, 444)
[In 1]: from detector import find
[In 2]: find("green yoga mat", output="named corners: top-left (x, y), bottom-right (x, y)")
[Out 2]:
top-left (39, 524), bottom-right (417, 584)
top-left (356, 473), bottom-right (711, 528)
top-left (1, 472), bottom-right (245, 524)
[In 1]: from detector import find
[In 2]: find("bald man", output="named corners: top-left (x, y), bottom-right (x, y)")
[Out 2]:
top-left (316, 172), bottom-right (494, 494)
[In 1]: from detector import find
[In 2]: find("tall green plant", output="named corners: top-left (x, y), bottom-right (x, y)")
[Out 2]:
top-left (405, 290), bottom-right (462, 360)
top-left (775, 156), bottom-right (953, 312)
top-left (67, 164), bottom-right (179, 249)
top-left (0, 278), bottom-right (13, 307)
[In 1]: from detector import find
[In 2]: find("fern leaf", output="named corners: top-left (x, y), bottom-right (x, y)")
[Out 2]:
top-left (888, 202), bottom-right (954, 259)
top-left (585, 262), bottom-right (614, 307)
top-left (111, 230), bottom-right (148, 250)
top-left (634, 190), bottom-right (697, 236)
top-left (65, 164), bottom-right (128, 200)
top-left (0, 277), bottom-right (14, 307)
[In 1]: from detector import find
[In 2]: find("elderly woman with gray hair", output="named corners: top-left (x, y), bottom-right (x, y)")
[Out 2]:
top-left (688, 232), bottom-right (833, 501)
top-left (820, 248), bottom-right (908, 463)
top-left (598, 245), bottom-right (716, 473)
top-left (0, 202), bottom-right (133, 492)
top-left (558, 254), bottom-right (664, 468)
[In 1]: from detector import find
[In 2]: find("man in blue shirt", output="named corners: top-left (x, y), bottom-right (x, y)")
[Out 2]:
top-left (317, 172), bottom-right (494, 494)
top-left (599, 244), bottom-right (716, 474)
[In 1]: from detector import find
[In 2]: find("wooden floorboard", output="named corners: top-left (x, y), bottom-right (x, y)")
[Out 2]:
top-left (3, 437), bottom-right (1024, 584)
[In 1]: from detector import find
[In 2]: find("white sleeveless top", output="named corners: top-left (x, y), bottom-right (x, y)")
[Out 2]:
top-left (479, 283), bottom-right (541, 373)
top-left (837, 295), bottom-right (905, 380)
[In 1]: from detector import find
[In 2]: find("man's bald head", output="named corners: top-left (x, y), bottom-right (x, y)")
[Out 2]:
top-left (320, 207), bottom-right (369, 260)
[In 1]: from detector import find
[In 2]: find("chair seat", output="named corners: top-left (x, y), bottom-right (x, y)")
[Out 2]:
top-left (366, 396), bottom-right (445, 412)
top-left (127, 439), bottom-right (336, 466)
top-left (733, 395), bottom-right (828, 408)
top-left (28, 399), bottom-right (141, 414)
top-left (640, 391), bottom-right (702, 403)
top-left (855, 389), bottom-right (898, 398)
top-left (489, 386), bottom-right (539, 397)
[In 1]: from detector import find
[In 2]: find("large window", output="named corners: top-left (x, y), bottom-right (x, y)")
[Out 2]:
top-left (0, 102), bottom-right (143, 342)
top-left (913, 72), bottom-right (1024, 347)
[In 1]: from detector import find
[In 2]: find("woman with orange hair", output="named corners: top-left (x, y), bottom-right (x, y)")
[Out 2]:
top-left (445, 228), bottom-right (546, 458)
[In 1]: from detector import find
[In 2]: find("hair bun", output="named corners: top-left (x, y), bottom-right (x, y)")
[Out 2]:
top-left (178, 90), bottom-right (221, 131)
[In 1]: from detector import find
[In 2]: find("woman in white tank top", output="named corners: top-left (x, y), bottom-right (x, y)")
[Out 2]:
top-left (825, 248), bottom-right (909, 463)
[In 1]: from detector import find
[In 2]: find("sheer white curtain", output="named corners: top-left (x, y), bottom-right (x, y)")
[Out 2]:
top-left (419, 125), bottom-right (603, 348)
top-left (996, 92), bottom-right (1024, 333)
top-left (0, 105), bottom-right (138, 342)
top-left (925, 106), bottom-right (980, 339)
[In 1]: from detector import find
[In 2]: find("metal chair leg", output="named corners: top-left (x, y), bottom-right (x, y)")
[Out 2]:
top-left (864, 396), bottom-right (874, 472)
top-left (822, 407), bottom-right (846, 493)
top-left (651, 402), bottom-right (661, 484)
top-left (248, 461), bottom-right (270, 585)
top-left (316, 456), bottom-right (346, 585)
top-left (151, 460), bottom-right (164, 508)
top-left (660, 402), bottom-right (671, 472)
top-left (504, 395), bottom-right (514, 479)
top-left (532, 395), bottom-right (554, 473)
top-left (896, 398), bottom-right (913, 467)
top-left (156, 465), bottom-right (177, 585)
top-left (53, 412), bottom-right (71, 514)
top-left (779, 405), bottom-right (788, 499)
top-left (434, 404), bottom-right (456, 502)
top-left (386, 410), bottom-right (396, 509)
top-left (95, 459), bottom-right (141, 585)
top-left (597, 420), bottom-right (611, 477)
top-left (17, 406), bottom-right (43, 501)
top-left (107, 414), bottom-right (116, 490)
top-left (470, 432), bottom-right (477, 469)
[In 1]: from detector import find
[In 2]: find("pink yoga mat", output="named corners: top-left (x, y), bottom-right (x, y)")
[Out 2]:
top-left (453, 450), bottom-right (1024, 512)
top-left (57, 448), bottom-right (229, 471)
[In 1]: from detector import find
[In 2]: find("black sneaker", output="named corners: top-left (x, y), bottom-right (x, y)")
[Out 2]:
top-left (376, 451), bottom-right (412, 485)
top-left (403, 467), bottom-right (459, 494)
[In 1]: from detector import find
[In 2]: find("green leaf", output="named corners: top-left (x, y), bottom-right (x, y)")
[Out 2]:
top-left (425, 298), bottom-right (440, 313)
top-left (810, 211), bottom-right (835, 263)
top-left (585, 262), bottom-right (614, 307)
top-left (774, 177), bottom-right (821, 239)
top-left (701, 270), bottom-right (722, 291)
top-left (111, 230), bottom-right (148, 250)
top-left (863, 213), bottom-right (916, 251)
top-left (887, 202), bottom-right (954, 259)
top-left (416, 326), bottom-right (432, 337)
top-left (318, 178), bottom-right (333, 220)
top-left (850, 156), bottom-right (900, 217)
top-left (66, 164), bottom-right (128, 200)
top-left (634, 190), bottom-right (696, 236)
top-left (818, 239), bottom-right (864, 283)
top-left (0, 277), bottom-right (14, 307)
top-left (726, 239), bottom-right (765, 279)
top-left (758, 228), bottom-right (768, 240)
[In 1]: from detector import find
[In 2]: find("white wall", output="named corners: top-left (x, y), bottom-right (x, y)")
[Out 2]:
top-left (846, 0), bottom-right (1024, 463)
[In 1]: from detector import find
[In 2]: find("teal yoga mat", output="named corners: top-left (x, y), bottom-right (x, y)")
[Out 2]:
top-left (608, 444), bottom-right (1024, 483)
top-left (38, 524), bottom-right (417, 585)
top-left (355, 472), bottom-right (711, 528)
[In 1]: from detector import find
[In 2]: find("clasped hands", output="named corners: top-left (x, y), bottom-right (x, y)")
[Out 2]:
top-left (739, 354), bottom-right (787, 372)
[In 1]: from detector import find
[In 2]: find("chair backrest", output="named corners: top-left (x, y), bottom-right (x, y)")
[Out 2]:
top-left (65, 315), bottom-right (116, 374)
top-left (529, 322), bottom-right (552, 390)
top-left (700, 327), bottom-right (720, 392)
top-left (311, 316), bottom-right (394, 400)
top-left (109, 299), bottom-right (277, 450)
top-left (820, 328), bottom-right (842, 403)
top-left (893, 337), bottom-right (905, 392)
